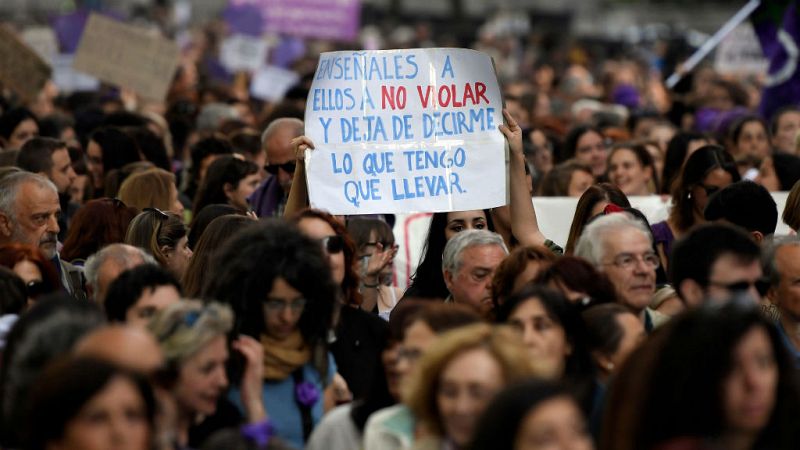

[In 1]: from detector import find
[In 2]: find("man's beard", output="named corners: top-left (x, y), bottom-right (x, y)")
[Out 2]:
top-left (11, 227), bottom-right (58, 260)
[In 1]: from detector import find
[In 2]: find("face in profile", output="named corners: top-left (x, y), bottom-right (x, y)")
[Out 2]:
top-left (51, 376), bottom-right (151, 450)
top-left (436, 348), bottom-right (505, 448)
top-left (174, 335), bottom-right (229, 417)
top-left (514, 395), bottom-right (594, 450)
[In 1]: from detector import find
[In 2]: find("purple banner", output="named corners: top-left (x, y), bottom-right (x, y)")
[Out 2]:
top-left (261, 0), bottom-right (360, 41)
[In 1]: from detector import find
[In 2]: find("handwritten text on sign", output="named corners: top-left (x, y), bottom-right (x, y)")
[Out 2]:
top-left (304, 49), bottom-right (506, 215)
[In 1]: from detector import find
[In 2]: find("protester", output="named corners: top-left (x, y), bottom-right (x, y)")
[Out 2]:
top-left (650, 145), bottom-right (740, 271)
top-left (564, 183), bottom-right (630, 254)
top-left (563, 125), bottom-right (608, 179)
top-left (83, 243), bottom-right (156, 304)
top-left (186, 203), bottom-right (243, 250)
top-left (606, 142), bottom-right (656, 196)
top-left (704, 181), bottom-right (778, 242)
top-left (538, 159), bottom-right (595, 197)
top-left (85, 126), bottom-right (142, 197)
top-left (0, 243), bottom-right (60, 304)
top-left (193, 155), bottom-right (260, 214)
top-left (491, 245), bottom-right (556, 307)
top-left (761, 236), bottom-right (800, 365)
top-left (660, 131), bottom-right (712, 195)
top-left (104, 264), bottom-right (182, 327)
top-left (125, 208), bottom-right (192, 280)
top-left (469, 380), bottom-right (594, 450)
top-left (251, 118), bottom-right (305, 217)
top-left (0, 107), bottom-right (38, 150)
top-left (346, 218), bottom-right (403, 318)
top-left (442, 229), bottom-right (509, 316)
top-left (535, 256), bottom-right (617, 307)
top-left (60, 197), bottom-right (139, 264)
top-left (769, 106), bottom-right (800, 154)
top-left (118, 167), bottom-right (185, 214)
top-left (782, 179), bottom-right (800, 232)
top-left (729, 115), bottom-right (771, 162)
top-left (755, 153), bottom-right (800, 192)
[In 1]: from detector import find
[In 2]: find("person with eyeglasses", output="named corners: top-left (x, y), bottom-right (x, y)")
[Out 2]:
top-left (575, 213), bottom-right (662, 331)
top-left (671, 223), bottom-right (766, 309)
top-left (650, 145), bottom-right (740, 272)
top-left (292, 209), bottom-right (389, 402)
top-left (204, 220), bottom-right (340, 449)
top-left (250, 118), bottom-right (304, 218)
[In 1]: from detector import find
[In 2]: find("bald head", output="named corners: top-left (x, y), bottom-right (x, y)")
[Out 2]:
top-left (84, 243), bottom-right (156, 303)
top-left (74, 325), bottom-right (164, 374)
top-left (261, 118), bottom-right (303, 194)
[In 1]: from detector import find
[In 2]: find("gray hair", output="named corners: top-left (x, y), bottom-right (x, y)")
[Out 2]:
top-left (260, 117), bottom-right (304, 146)
top-left (442, 229), bottom-right (508, 274)
top-left (0, 172), bottom-right (57, 222)
top-left (574, 213), bottom-right (652, 267)
top-left (84, 244), bottom-right (156, 291)
top-left (148, 300), bottom-right (233, 365)
top-left (762, 235), bottom-right (800, 288)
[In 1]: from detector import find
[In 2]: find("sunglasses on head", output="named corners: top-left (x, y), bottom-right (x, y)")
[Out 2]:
top-left (320, 235), bottom-right (344, 254)
top-left (264, 161), bottom-right (297, 176)
top-left (144, 207), bottom-right (169, 237)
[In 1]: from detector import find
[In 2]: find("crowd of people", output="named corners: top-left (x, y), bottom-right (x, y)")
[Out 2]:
top-left (1, 4), bottom-right (800, 450)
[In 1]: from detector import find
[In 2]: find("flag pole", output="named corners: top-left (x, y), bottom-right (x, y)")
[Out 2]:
top-left (665, 0), bottom-right (762, 89)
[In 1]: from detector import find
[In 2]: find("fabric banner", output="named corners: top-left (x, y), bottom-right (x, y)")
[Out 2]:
top-left (304, 48), bottom-right (506, 215)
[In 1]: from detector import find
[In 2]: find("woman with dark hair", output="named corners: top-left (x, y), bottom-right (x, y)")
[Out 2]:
top-left (0, 295), bottom-right (105, 448)
top-left (0, 107), bottom-right (38, 150)
top-left (650, 145), bottom-right (740, 271)
top-left (583, 304), bottom-right (645, 384)
top-left (23, 357), bottom-right (156, 450)
top-left (564, 183), bottom-right (630, 254)
top-left (61, 198), bottom-right (139, 263)
top-left (346, 218), bottom-right (402, 318)
top-left (563, 125), bottom-right (608, 179)
top-left (607, 142), bottom-right (657, 196)
top-left (602, 302), bottom-right (800, 450)
top-left (756, 152), bottom-right (800, 192)
top-left (182, 214), bottom-right (253, 297)
top-left (496, 285), bottom-right (594, 384)
top-left (125, 208), bottom-right (192, 279)
top-left (535, 256), bottom-right (617, 308)
top-left (203, 220), bottom-right (338, 448)
top-left (193, 155), bottom-right (260, 214)
top-left (660, 132), bottom-right (711, 194)
top-left (85, 126), bottom-right (142, 197)
top-left (729, 115), bottom-right (770, 161)
top-left (291, 209), bottom-right (388, 402)
top-left (184, 136), bottom-right (234, 201)
top-left (186, 203), bottom-right (243, 250)
top-left (469, 380), bottom-right (594, 450)
top-left (0, 243), bottom-right (60, 304)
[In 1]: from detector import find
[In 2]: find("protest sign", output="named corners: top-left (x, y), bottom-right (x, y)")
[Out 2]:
top-left (304, 48), bottom-right (506, 215)
top-left (72, 14), bottom-right (180, 101)
top-left (21, 27), bottom-right (58, 62)
top-left (715, 23), bottom-right (768, 76)
top-left (250, 65), bottom-right (300, 101)
top-left (0, 27), bottom-right (52, 102)
top-left (220, 34), bottom-right (269, 73)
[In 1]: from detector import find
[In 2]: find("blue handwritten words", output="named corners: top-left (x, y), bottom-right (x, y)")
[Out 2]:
top-left (316, 53), bottom-right (420, 81)
top-left (331, 153), bottom-right (353, 174)
top-left (363, 152), bottom-right (395, 176)
top-left (344, 179), bottom-right (382, 207)
top-left (402, 147), bottom-right (466, 171)
top-left (422, 108), bottom-right (495, 138)
top-left (312, 88), bottom-right (356, 111)
top-left (391, 173), bottom-right (465, 200)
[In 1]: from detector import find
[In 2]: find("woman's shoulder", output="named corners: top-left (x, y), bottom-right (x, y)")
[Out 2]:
top-left (651, 220), bottom-right (674, 242)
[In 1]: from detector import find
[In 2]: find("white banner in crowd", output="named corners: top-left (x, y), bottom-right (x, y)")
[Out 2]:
top-left (391, 193), bottom-right (792, 290)
top-left (304, 48), bottom-right (507, 215)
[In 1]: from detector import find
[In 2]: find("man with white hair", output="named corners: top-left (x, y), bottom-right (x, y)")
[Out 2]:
top-left (250, 117), bottom-right (304, 217)
top-left (84, 243), bottom-right (156, 305)
top-left (442, 229), bottom-right (509, 316)
top-left (575, 213), bottom-right (662, 330)
top-left (0, 171), bottom-right (85, 300)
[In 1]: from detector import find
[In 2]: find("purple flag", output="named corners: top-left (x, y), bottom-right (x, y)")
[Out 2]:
top-left (753, 0), bottom-right (800, 120)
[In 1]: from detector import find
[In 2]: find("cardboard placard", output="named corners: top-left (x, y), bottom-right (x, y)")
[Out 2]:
top-left (304, 48), bottom-right (506, 215)
top-left (72, 14), bottom-right (180, 101)
top-left (0, 27), bottom-right (52, 101)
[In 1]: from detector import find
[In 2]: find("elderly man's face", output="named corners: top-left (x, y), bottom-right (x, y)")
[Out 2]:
top-left (599, 227), bottom-right (657, 314)
top-left (773, 245), bottom-right (800, 320)
top-left (264, 126), bottom-right (298, 194)
top-left (444, 244), bottom-right (507, 315)
top-left (0, 181), bottom-right (60, 259)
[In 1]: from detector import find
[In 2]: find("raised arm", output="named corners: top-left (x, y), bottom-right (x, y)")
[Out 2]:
top-left (498, 109), bottom-right (548, 247)
top-left (283, 136), bottom-right (314, 218)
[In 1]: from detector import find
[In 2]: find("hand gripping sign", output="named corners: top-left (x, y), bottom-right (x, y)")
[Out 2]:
top-left (304, 48), bottom-right (507, 215)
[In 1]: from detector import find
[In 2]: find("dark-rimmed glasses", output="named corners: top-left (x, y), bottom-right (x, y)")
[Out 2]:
top-left (264, 161), bottom-right (297, 176)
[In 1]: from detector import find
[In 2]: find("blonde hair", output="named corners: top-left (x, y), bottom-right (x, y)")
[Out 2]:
top-left (403, 323), bottom-right (538, 437)
top-left (148, 300), bottom-right (233, 366)
top-left (118, 168), bottom-right (176, 212)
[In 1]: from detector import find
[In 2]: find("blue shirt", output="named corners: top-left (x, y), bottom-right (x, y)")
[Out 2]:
top-left (229, 353), bottom-right (337, 449)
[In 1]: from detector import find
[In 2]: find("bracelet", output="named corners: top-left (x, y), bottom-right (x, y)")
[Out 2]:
top-left (362, 281), bottom-right (380, 288)
top-left (241, 419), bottom-right (274, 447)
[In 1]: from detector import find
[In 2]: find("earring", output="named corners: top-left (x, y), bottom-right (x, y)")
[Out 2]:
top-left (606, 362), bottom-right (615, 371)
top-left (687, 192), bottom-right (692, 199)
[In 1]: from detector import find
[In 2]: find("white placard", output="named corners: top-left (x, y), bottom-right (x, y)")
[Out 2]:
top-left (304, 48), bottom-right (506, 215)
top-left (220, 34), bottom-right (269, 73)
top-left (250, 64), bottom-right (300, 101)
top-left (715, 22), bottom-right (769, 76)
